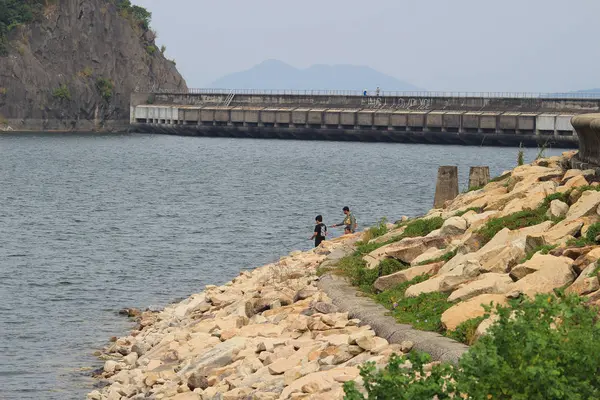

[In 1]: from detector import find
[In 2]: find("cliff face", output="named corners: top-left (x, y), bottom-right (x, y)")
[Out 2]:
top-left (0, 0), bottom-right (187, 131)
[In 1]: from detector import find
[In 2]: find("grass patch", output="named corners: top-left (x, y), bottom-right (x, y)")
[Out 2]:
top-left (402, 217), bottom-right (444, 238)
top-left (446, 316), bottom-right (486, 345)
top-left (454, 207), bottom-right (483, 217)
top-left (566, 222), bottom-right (600, 248)
top-left (334, 254), bottom-right (408, 293)
top-left (361, 218), bottom-right (388, 243)
top-left (416, 249), bottom-right (457, 266)
top-left (521, 244), bottom-right (558, 263)
top-left (376, 275), bottom-right (452, 332)
top-left (52, 84), bottom-right (71, 101)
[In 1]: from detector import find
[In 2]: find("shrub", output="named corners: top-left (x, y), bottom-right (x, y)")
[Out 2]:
top-left (52, 84), bottom-right (71, 100)
top-left (586, 222), bottom-right (600, 243)
top-left (334, 254), bottom-right (407, 293)
top-left (446, 316), bottom-right (485, 345)
top-left (402, 217), bottom-right (444, 238)
top-left (0, 0), bottom-right (46, 56)
top-left (116, 0), bottom-right (152, 30)
top-left (0, 87), bottom-right (6, 95)
top-left (146, 45), bottom-right (157, 55)
top-left (344, 294), bottom-right (600, 399)
top-left (478, 208), bottom-right (547, 244)
top-left (96, 78), bottom-right (113, 102)
top-left (363, 218), bottom-right (388, 241)
top-left (517, 143), bottom-right (525, 166)
top-left (521, 243), bottom-right (558, 262)
top-left (160, 44), bottom-right (166, 54)
top-left (78, 66), bottom-right (93, 78)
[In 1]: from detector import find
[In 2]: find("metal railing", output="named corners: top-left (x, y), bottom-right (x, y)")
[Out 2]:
top-left (141, 88), bottom-right (600, 100)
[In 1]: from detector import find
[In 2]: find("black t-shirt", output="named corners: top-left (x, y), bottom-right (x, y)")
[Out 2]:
top-left (314, 223), bottom-right (327, 238)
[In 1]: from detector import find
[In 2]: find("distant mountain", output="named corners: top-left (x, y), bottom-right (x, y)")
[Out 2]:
top-left (574, 88), bottom-right (600, 93)
top-left (208, 59), bottom-right (422, 91)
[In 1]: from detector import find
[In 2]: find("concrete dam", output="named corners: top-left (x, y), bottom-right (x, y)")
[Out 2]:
top-left (129, 90), bottom-right (600, 147)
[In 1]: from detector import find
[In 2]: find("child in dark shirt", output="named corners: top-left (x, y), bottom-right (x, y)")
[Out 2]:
top-left (309, 215), bottom-right (327, 248)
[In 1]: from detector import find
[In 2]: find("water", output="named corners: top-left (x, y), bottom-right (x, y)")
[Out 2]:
top-left (0, 133), bottom-right (566, 399)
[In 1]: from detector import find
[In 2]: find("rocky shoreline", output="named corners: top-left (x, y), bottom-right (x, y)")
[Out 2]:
top-left (90, 149), bottom-right (600, 400)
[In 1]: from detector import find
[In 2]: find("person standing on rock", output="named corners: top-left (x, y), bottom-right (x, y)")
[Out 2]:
top-left (332, 206), bottom-right (357, 234)
top-left (309, 215), bottom-right (328, 247)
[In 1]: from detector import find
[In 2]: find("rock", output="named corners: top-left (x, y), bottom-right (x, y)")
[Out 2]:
top-left (131, 342), bottom-right (150, 357)
top-left (510, 254), bottom-right (574, 281)
top-left (87, 390), bottom-right (102, 400)
top-left (400, 341), bottom-right (414, 352)
top-left (448, 273), bottom-right (514, 302)
top-left (177, 337), bottom-right (247, 377)
top-left (348, 328), bottom-right (375, 344)
top-left (280, 368), bottom-right (359, 399)
top-left (561, 169), bottom-right (595, 184)
top-left (294, 287), bottom-right (318, 302)
top-left (313, 302), bottom-right (338, 314)
top-left (187, 372), bottom-right (209, 391)
top-left (546, 199), bottom-right (569, 219)
top-left (441, 294), bottom-right (508, 331)
top-left (473, 314), bottom-right (500, 341)
top-left (123, 352), bottom-right (138, 367)
top-left (104, 360), bottom-right (119, 374)
top-left (566, 263), bottom-right (600, 295)
top-left (562, 175), bottom-right (589, 190)
top-left (480, 242), bottom-right (526, 274)
top-left (373, 262), bottom-right (443, 292)
top-left (355, 336), bottom-right (388, 352)
top-left (223, 388), bottom-right (253, 400)
top-left (440, 216), bottom-right (467, 236)
top-left (364, 236), bottom-right (451, 268)
top-left (539, 219), bottom-right (584, 245)
top-left (572, 247), bottom-right (600, 274)
top-left (508, 258), bottom-right (576, 298)
top-left (566, 190), bottom-right (600, 220)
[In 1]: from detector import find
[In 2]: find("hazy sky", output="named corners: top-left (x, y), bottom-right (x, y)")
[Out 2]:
top-left (135, 0), bottom-right (599, 92)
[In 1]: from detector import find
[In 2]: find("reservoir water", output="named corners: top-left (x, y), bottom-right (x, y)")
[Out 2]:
top-left (0, 133), bottom-right (566, 399)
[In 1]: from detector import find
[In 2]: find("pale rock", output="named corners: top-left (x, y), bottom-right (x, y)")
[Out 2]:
top-left (437, 259), bottom-right (482, 292)
top-left (364, 236), bottom-right (451, 269)
top-left (562, 175), bottom-right (589, 190)
top-left (561, 168), bottom-right (595, 184)
top-left (87, 390), bottom-right (102, 400)
top-left (566, 190), bottom-right (600, 220)
top-left (355, 336), bottom-right (388, 352)
top-left (400, 341), bottom-right (414, 352)
top-left (546, 199), bottom-right (569, 219)
top-left (448, 273), bottom-right (514, 302)
top-left (410, 247), bottom-right (446, 266)
top-left (283, 361), bottom-right (320, 386)
top-left (540, 219), bottom-right (584, 244)
top-left (373, 262), bottom-right (443, 292)
top-left (348, 328), bottom-right (375, 344)
top-left (566, 263), bottom-right (600, 295)
top-left (171, 393), bottom-right (201, 400)
top-left (123, 352), bottom-right (138, 367)
top-left (572, 247), bottom-right (600, 274)
top-left (508, 258), bottom-right (576, 298)
top-left (463, 210), bottom-right (498, 230)
top-left (510, 254), bottom-right (574, 280)
top-left (425, 228), bottom-right (442, 238)
top-left (474, 314), bottom-right (500, 341)
top-left (223, 387), bottom-right (253, 400)
top-left (177, 336), bottom-right (247, 377)
top-left (104, 360), bottom-right (119, 374)
top-left (280, 368), bottom-right (359, 399)
top-left (441, 294), bottom-right (507, 331)
top-left (480, 242), bottom-right (526, 273)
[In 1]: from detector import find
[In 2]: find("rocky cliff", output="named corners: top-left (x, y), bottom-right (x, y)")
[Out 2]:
top-left (0, 0), bottom-right (187, 131)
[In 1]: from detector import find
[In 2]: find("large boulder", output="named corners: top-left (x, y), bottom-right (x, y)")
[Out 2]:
top-left (463, 211), bottom-right (498, 230)
top-left (448, 273), bottom-right (514, 302)
top-left (566, 190), bottom-right (600, 221)
top-left (546, 199), bottom-right (569, 219)
top-left (363, 236), bottom-right (450, 269)
top-left (535, 219), bottom-right (584, 245)
top-left (507, 258), bottom-right (576, 298)
top-left (572, 247), bottom-right (600, 274)
top-left (440, 216), bottom-right (467, 236)
top-left (373, 262), bottom-right (443, 292)
top-left (405, 259), bottom-right (481, 297)
top-left (441, 294), bottom-right (507, 331)
top-left (480, 242), bottom-right (526, 273)
top-left (561, 168), bottom-right (595, 184)
top-left (559, 175), bottom-right (589, 191)
top-left (510, 254), bottom-right (574, 280)
top-left (566, 263), bottom-right (600, 296)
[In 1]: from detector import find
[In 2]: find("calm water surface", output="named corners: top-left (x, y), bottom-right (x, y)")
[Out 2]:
top-left (0, 133), bottom-right (566, 399)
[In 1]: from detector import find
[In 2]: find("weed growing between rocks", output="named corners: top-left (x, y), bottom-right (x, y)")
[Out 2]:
top-left (345, 294), bottom-right (600, 400)
top-left (445, 316), bottom-right (486, 345)
top-left (362, 218), bottom-right (388, 242)
top-left (375, 275), bottom-right (452, 332)
top-left (416, 249), bottom-right (457, 266)
top-left (454, 207), bottom-right (483, 217)
top-left (521, 244), bottom-right (558, 263)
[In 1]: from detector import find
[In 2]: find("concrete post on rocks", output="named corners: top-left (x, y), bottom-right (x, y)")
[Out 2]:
top-left (571, 114), bottom-right (600, 172)
top-left (433, 166), bottom-right (459, 209)
top-left (468, 166), bottom-right (490, 190)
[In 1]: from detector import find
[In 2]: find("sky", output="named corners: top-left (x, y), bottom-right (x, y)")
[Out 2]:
top-left (135, 0), bottom-right (599, 93)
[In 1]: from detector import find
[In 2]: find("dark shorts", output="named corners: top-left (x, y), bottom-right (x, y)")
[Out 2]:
top-left (315, 236), bottom-right (325, 247)
top-left (345, 225), bottom-right (354, 233)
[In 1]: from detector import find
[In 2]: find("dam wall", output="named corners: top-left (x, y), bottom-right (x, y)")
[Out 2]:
top-left (129, 91), bottom-right (597, 147)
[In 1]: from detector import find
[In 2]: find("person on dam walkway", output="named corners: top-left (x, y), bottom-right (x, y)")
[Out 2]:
top-left (332, 206), bottom-right (357, 234)
top-left (309, 215), bottom-right (328, 248)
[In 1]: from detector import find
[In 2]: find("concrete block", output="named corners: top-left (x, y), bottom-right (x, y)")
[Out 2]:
top-left (480, 112), bottom-right (499, 130)
top-left (463, 112), bottom-right (482, 129)
top-left (184, 109), bottom-right (199, 122)
top-left (426, 112), bottom-right (444, 128)
top-left (468, 166), bottom-right (490, 189)
top-left (292, 108), bottom-right (309, 125)
top-left (374, 111), bottom-right (391, 127)
top-left (408, 111), bottom-right (427, 127)
top-left (200, 108), bottom-right (214, 123)
top-left (434, 166), bottom-right (459, 208)
top-left (499, 113), bottom-right (519, 130)
top-left (390, 112), bottom-right (408, 127)
top-left (275, 109), bottom-right (291, 124)
top-left (260, 109), bottom-right (277, 124)
top-left (357, 111), bottom-right (374, 126)
top-left (536, 114), bottom-right (557, 131)
top-left (518, 113), bottom-right (537, 131)
top-left (340, 110), bottom-right (357, 126)
top-left (244, 109), bottom-right (260, 124)
top-left (443, 112), bottom-right (463, 129)
top-left (230, 108), bottom-right (245, 123)
top-left (324, 110), bottom-right (341, 126)
top-left (556, 115), bottom-right (575, 132)
top-left (134, 106), bottom-right (148, 119)
top-left (308, 109), bottom-right (325, 125)
top-left (214, 107), bottom-right (230, 122)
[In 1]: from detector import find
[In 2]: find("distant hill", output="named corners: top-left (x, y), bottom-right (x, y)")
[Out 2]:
top-left (574, 88), bottom-right (600, 93)
top-left (208, 59), bottom-right (422, 91)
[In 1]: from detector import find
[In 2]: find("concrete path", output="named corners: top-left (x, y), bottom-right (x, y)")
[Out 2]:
top-left (318, 273), bottom-right (468, 365)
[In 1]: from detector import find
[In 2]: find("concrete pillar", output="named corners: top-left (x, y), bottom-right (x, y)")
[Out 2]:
top-left (571, 114), bottom-right (600, 170)
top-left (468, 166), bottom-right (490, 190)
top-left (433, 166), bottom-right (459, 209)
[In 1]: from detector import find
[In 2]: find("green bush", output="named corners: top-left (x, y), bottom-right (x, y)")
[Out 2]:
top-left (345, 294), bottom-right (600, 399)
top-left (116, 0), bottom-right (152, 30)
top-left (363, 218), bottom-right (388, 242)
top-left (146, 45), bottom-right (157, 55)
top-left (478, 208), bottom-right (547, 244)
top-left (446, 316), bottom-right (485, 345)
top-left (586, 222), bottom-right (600, 243)
top-left (52, 84), bottom-right (71, 100)
top-left (334, 254), bottom-right (407, 293)
top-left (402, 217), bottom-right (444, 238)
top-left (0, 0), bottom-right (46, 56)
top-left (96, 78), bottom-right (113, 102)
